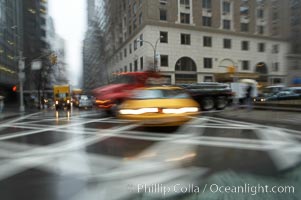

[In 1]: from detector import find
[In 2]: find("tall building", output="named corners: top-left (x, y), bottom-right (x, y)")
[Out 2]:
top-left (83, 0), bottom-right (107, 91)
top-left (46, 17), bottom-right (68, 85)
top-left (0, 0), bottom-right (51, 104)
top-left (100, 0), bottom-right (292, 86)
top-left (22, 0), bottom-right (48, 91)
top-left (287, 0), bottom-right (301, 85)
top-left (0, 0), bottom-right (22, 101)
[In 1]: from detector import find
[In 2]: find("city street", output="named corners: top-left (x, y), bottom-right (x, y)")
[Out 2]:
top-left (0, 108), bottom-right (300, 200)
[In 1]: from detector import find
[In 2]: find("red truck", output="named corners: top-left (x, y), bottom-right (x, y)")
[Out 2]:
top-left (92, 71), bottom-right (161, 115)
top-left (93, 71), bottom-right (233, 115)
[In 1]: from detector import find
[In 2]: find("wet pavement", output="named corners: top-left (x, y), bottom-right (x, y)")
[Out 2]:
top-left (0, 108), bottom-right (300, 200)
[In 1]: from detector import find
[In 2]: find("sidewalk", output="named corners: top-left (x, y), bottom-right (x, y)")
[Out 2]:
top-left (0, 104), bottom-right (40, 121)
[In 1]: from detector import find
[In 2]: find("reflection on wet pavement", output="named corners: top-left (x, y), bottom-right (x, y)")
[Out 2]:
top-left (0, 110), bottom-right (300, 200)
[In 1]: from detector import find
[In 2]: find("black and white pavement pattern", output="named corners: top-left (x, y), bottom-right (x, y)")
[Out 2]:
top-left (0, 109), bottom-right (300, 200)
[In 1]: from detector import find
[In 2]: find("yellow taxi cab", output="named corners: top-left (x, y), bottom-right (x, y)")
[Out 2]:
top-left (117, 86), bottom-right (200, 126)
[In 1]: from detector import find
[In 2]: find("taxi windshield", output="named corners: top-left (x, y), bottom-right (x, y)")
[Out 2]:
top-left (131, 89), bottom-right (189, 99)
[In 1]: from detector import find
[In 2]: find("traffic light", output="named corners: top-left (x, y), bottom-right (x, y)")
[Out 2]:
top-left (12, 85), bottom-right (17, 92)
top-left (49, 54), bottom-right (57, 65)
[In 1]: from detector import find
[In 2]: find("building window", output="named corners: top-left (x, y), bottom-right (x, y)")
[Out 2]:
top-left (124, 48), bottom-right (127, 57)
top-left (202, 0), bottom-right (212, 9)
top-left (134, 39), bottom-right (137, 50)
top-left (129, 25), bottom-right (132, 35)
top-left (181, 34), bottom-right (191, 45)
top-left (272, 26), bottom-right (279, 36)
top-left (202, 16), bottom-right (212, 27)
top-left (240, 5), bottom-right (249, 15)
top-left (140, 56), bottom-right (143, 70)
top-left (160, 9), bottom-right (167, 21)
top-left (134, 59), bottom-right (138, 71)
top-left (223, 39), bottom-right (231, 49)
top-left (241, 23), bottom-right (249, 32)
top-left (124, 65), bottom-right (127, 72)
top-left (257, 9), bottom-right (264, 18)
top-left (242, 60), bottom-right (249, 70)
top-left (139, 34), bottom-right (143, 46)
top-left (272, 62), bottom-right (279, 72)
top-left (180, 0), bottom-right (190, 6)
top-left (160, 55), bottom-right (168, 67)
top-left (222, 1), bottom-right (231, 13)
top-left (139, 13), bottom-right (143, 25)
top-left (258, 25), bottom-right (264, 34)
top-left (133, 18), bottom-right (137, 30)
top-left (223, 20), bottom-right (231, 30)
top-left (180, 13), bottom-right (190, 24)
top-left (129, 44), bottom-right (132, 54)
top-left (258, 43), bottom-right (265, 52)
top-left (130, 63), bottom-right (133, 72)
top-left (241, 41), bottom-right (249, 50)
top-left (133, 2), bottom-right (137, 14)
top-left (204, 76), bottom-right (213, 82)
top-left (203, 36), bottom-right (212, 47)
top-left (272, 44), bottom-right (279, 53)
top-left (272, 12), bottom-right (278, 21)
top-left (120, 52), bottom-right (123, 61)
top-left (128, 6), bottom-right (131, 19)
top-left (160, 0), bottom-right (167, 5)
top-left (204, 58), bottom-right (213, 68)
top-left (160, 31), bottom-right (168, 43)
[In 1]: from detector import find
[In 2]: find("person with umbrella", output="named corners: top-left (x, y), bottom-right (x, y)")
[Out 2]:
top-left (239, 79), bottom-right (257, 111)
top-left (245, 84), bottom-right (253, 111)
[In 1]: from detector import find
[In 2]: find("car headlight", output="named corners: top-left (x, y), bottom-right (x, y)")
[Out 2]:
top-left (162, 107), bottom-right (199, 114)
top-left (119, 108), bottom-right (159, 115)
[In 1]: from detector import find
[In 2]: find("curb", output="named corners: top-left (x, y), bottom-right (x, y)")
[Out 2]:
top-left (253, 105), bottom-right (301, 112)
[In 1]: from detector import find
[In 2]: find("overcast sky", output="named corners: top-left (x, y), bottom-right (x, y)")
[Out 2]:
top-left (48, 0), bottom-right (87, 87)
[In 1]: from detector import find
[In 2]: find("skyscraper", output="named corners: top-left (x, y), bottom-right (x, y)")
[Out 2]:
top-left (83, 0), bottom-right (107, 90)
top-left (0, 0), bottom-right (22, 101)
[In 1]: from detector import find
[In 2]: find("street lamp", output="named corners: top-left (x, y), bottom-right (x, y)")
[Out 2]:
top-left (136, 36), bottom-right (163, 71)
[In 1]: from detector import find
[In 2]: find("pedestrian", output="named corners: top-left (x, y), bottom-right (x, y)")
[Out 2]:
top-left (0, 94), bottom-right (5, 113)
top-left (245, 85), bottom-right (253, 111)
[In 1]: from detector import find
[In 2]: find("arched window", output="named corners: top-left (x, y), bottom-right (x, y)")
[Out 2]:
top-left (255, 62), bottom-right (268, 82)
top-left (175, 57), bottom-right (197, 71)
top-left (175, 57), bottom-right (197, 84)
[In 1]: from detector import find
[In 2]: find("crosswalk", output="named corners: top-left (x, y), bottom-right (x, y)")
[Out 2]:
top-left (0, 110), bottom-right (300, 200)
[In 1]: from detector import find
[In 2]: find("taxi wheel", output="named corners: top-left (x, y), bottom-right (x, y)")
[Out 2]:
top-left (110, 100), bottom-right (122, 117)
top-left (201, 97), bottom-right (215, 111)
top-left (215, 96), bottom-right (227, 110)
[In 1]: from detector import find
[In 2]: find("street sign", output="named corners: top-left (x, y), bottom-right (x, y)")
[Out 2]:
top-left (18, 60), bottom-right (25, 70)
top-left (31, 60), bottom-right (42, 70)
top-left (18, 72), bottom-right (25, 81)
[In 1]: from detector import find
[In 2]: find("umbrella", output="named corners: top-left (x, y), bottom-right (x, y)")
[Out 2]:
top-left (239, 79), bottom-right (257, 85)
